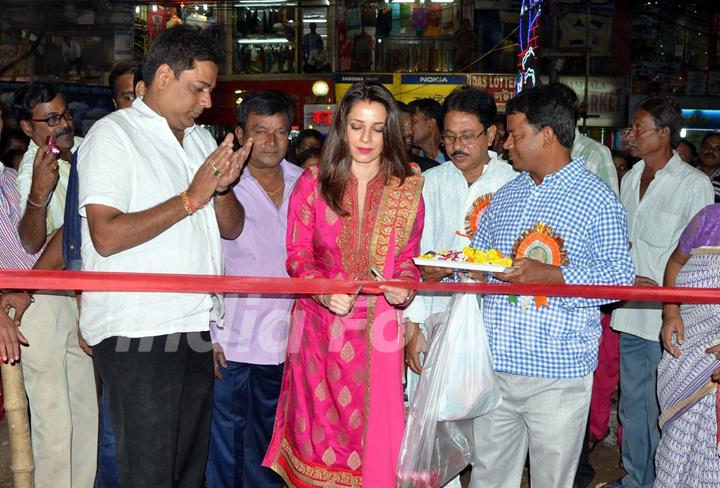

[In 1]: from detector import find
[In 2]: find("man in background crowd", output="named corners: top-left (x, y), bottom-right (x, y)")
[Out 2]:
top-left (398, 101), bottom-right (439, 172)
top-left (409, 98), bottom-right (447, 163)
top-left (109, 59), bottom-right (138, 110)
top-left (610, 96), bottom-right (713, 488)
top-left (696, 131), bottom-right (720, 202)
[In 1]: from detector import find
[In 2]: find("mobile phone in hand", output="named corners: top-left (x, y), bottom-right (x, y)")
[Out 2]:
top-left (45, 135), bottom-right (60, 158)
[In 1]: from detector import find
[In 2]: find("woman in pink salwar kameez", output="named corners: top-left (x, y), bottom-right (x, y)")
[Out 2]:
top-left (263, 82), bottom-right (425, 487)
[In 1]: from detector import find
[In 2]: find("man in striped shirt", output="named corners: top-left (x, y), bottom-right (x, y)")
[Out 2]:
top-left (0, 110), bottom-right (36, 362)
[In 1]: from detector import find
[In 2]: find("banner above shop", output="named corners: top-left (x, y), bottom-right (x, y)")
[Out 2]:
top-left (396, 74), bottom-right (467, 104)
top-left (554, 76), bottom-right (627, 127)
top-left (331, 72), bottom-right (626, 127)
top-left (466, 73), bottom-right (517, 113)
top-left (334, 73), bottom-right (398, 101)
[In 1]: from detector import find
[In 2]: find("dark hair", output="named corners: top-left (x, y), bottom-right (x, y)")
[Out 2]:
top-left (701, 131), bottom-right (720, 146)
top-left (297, 146), bottom-right (322, 167)
top-left (506, 84), bottom-right (576, 149)
top-left (109, 60), bottom-right (137, 98)
top-left (293, 128), bottom-right (324, 147)
top-left (677, 138), bottom-right (698, 161)
top-left (551, 82), bottom-right (580, 122)
top-left (635, 95), bottom-right (682, 148)
top-left (320, 81), bottom-right (409, 215)
top-left (236, 90), bottom-right (295, 130)
top-left (0, 127), bottom-right (29, 156)
top-left (442, 86), bottom-right (497, 130)
top-left (142, 24), bottom-right (221, 88)
top-left (397, 101), bottom-right (413, 116)
top-left (12, 82), bottom-right (60, 122)
top-left (2, 148), bottom-right (24, 169)
top-left (133, 61), bottom-right (145, 93)
top-left (408, 98), bottom-right (443, 129)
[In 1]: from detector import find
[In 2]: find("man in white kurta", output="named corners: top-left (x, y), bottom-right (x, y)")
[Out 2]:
top-left (404, 88), bottom-right (517, 371)
top-left (403, 88), bottom-right (517, 485)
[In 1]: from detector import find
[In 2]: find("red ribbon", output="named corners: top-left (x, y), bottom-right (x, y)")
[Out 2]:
top-left (2, 269), bottom-right (720, 304)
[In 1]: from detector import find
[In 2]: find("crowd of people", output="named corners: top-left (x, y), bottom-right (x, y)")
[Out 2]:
top-left (1, 23), bottom-right (720, 488)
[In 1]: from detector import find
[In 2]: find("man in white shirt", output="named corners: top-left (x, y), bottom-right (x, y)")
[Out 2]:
top-left (78, 25), bottom-right (251, 487)
top-left (13, 82), bottom-right (97, 487)
top-left (405, 87), bottom-right (516, 374)
top-left (404, 89), bottom-right (516, 487)
top-left (610, 96), bottom-right (713, 488)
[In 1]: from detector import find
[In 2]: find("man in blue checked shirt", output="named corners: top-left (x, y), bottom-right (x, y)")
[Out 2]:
top-left (463, 84), bottom-right (634, 488)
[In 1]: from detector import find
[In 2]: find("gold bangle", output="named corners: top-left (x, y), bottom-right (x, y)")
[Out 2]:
top-left (180, 191), bottom-right (196, 215)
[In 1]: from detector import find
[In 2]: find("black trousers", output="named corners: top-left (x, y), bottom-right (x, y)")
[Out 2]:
top-left (93, 332), bottom-right (214, 488)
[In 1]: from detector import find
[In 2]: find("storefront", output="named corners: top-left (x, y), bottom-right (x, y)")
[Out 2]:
top-left (198, 76), bottom-right (334, 136)
top-left (334, 0), bottom-right (467, 73)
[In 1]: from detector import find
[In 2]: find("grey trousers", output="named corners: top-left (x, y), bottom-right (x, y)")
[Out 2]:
top-left (470, 372), bottom-right (593, 488)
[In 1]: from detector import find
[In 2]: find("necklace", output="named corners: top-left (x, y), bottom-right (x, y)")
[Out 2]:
top-left (264, 181), bottom-right (284, 196)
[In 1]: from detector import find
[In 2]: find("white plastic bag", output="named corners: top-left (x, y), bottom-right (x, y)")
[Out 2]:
top-left (397, 293), bottom-right (502, 487)
top-left (437, 293), bottom-right (501, 420)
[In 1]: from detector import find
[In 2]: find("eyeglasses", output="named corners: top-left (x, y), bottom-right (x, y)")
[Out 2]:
top-left (623, 125), bottom-right (660, 138)
top-left (441, 129), bottom-right (487, 146)
top-left (32, 109), bottom-right (73, 127)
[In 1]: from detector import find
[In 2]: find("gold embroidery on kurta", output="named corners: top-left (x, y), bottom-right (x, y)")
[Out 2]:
top-left (315, 381), bottom-right (328, 402)
top-left (326, 405), bottom-right (340, 424)
top-left (338, 386), bottom-right (352, 408)
top-left (329, 319), bottom-right (344, 340)
top-left (299, 440), bottom-right (313, 458)
top-left (347, 451), bottom-right (362, 470)
top-left (349, 409), bottom-right (362, 429)
top-left (325, 206), bottom-right (339, 226)
top-left (340, 342), bottom-right (355, 363)
top-left (295, 415), bottom-right (307, 433)
top-left (275, 438), bottom-right (362, 487)
top-left (322, 446), bottom-right (337, 466)
top-left (312, 424), bottom-right (325, 443)
top-left (300, 201), bottom-right (312, 226)
top-left (328, 362), bottom-right (341, 382)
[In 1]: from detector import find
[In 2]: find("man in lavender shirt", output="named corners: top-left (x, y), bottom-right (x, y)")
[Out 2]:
top-left (206, 90), bottom-right (303, 487)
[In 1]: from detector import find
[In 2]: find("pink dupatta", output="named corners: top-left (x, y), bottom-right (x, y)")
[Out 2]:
top-left (263, 166), bottom-right (424, 487)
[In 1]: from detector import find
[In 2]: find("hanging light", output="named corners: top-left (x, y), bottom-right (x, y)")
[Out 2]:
top-left (312, 80), bottom-right (330, 97)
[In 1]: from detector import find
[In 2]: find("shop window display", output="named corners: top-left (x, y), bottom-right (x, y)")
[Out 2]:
top-left (336, 0), bottom-right (459, 73)
top-left (135, 4), bottom-right (222, 62)
top-left (231, 2), bottom-right (329, 75)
